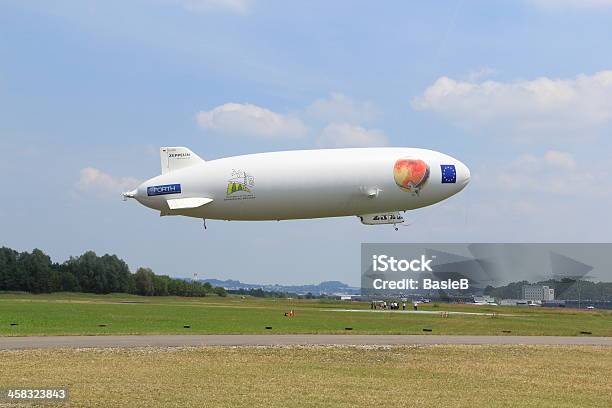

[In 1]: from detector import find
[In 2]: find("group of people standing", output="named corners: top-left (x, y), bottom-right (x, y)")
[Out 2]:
top-left (371, 301), bottom-right (416, 310)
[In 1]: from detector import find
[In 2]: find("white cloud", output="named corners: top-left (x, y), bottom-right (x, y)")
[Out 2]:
top-left (529, 0), bottom-right (612, 9)
top-left (317, 123), bottom-right (388, 148)
top-left (495, 151), bottom-right (594, 195)
top-left (543, 150), bottom-right (576, 170)
top-left (412, 71), bottom-right (612, 140)
top-left (77, 168), bottom-right (139, 196)
top-left (173, 0), bottom-right (252, 14)
top-left (467, 67), bottom-right (496, 82)
top-left (196, 95), bottom-right (383, 144)
top-left (307, 92), bottom-right (378, 124)
top-left (196, 103), bottom-right (308, 139)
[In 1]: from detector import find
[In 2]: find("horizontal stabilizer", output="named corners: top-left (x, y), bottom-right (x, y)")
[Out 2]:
top-left (160, 146), bottom-right (204, 174)
top-left (167, 197), bottom-right (213, 210)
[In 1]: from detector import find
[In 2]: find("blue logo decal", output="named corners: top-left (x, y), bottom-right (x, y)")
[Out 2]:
top-left (440, 165), bottom-right (456, 184)
top-left (147, 184), bottom-right (181, 196)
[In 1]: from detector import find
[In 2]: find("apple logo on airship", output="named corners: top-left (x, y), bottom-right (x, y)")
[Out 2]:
top-left (393, 158), bottom-right (430, 194)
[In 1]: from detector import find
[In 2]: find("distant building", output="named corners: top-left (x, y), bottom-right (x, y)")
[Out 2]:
top-left (522, 285), bottom-right (555, 301)
top-left (500, 299), bottom-right (529, 306)
top-left (473, 295), bottom-right (495, 304)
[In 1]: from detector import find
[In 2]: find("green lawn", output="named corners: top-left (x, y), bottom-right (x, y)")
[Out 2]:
top-left (0, 292), bottom-right (610, 336)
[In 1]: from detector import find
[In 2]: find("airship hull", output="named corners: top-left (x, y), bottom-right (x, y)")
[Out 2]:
top-left (128, 147), bottom-right (470, 223)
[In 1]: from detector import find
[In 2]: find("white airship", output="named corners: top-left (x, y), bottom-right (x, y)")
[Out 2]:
top-left (123, 146), bottom-right (470, 229)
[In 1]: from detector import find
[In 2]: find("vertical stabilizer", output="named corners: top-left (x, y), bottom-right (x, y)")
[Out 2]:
top-left (160, 147), bottom-right (204, 174)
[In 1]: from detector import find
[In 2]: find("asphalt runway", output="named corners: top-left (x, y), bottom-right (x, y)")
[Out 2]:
top-left (328, 309), bottom-right (519, 316)
top-left (1, 335), bottom-right (611, 349)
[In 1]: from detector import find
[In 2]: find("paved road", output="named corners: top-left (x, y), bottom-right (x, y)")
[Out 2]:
top-left (1, 335), bottom-right (610, 349)
top-left (328, 309), bottom-right (519, 316)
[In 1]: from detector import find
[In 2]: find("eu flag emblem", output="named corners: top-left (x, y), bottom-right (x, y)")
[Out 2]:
top-left (441, 164), bottom-right (456, 183)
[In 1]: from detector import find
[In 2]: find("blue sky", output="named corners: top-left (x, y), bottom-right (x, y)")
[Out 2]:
top-left (1, 0), bottom-right (611, 285)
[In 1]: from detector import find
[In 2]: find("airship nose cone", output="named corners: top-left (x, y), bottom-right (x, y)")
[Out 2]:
top-left (122, 189), bottom-right (138, 200)
top-left (134, 183), bottom-right (150, 202)
top-left (122, 182), bottom-right (148, 203)
top-left (457, 161), bottom-right (471, 188)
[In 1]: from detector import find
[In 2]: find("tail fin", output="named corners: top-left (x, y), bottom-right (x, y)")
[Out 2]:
top-left (160, 147), bottom-right (204, 174)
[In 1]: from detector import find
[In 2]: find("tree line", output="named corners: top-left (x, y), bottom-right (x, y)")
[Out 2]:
top-left (226, 288), bottom-right (331, 299)
top-left (0, 247), bottom-right (226, 297)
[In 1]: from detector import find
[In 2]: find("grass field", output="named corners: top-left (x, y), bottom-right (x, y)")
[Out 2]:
top-left (1, 292), bottom-right (611, 336)
top-left (0, 345), bottom-right (610, 407)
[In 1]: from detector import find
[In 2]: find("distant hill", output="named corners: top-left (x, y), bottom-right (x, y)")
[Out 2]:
top-left (200, 278), bottom-right (359, 295)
